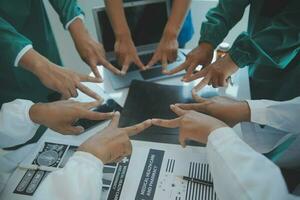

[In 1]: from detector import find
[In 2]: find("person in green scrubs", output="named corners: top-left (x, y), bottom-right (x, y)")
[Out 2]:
top-left (166, 0), bottom-right (300, 101)
top-left (0, 0), bottom-right (122, 106)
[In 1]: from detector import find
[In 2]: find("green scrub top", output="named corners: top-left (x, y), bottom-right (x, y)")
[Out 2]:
top-left (199, 0), bottom-right (300, 101)
top-left (0, 0), bottom-right (83, 106)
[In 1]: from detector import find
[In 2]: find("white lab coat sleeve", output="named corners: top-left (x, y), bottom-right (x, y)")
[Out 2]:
top-left (0, 99), bottom-right (39, 148)
top-left (246, 96), bottom-right (300, 133)
top-left (34, 151), bottom-right (103, 200)
top-left (206, 127), bottom-right (298, 200)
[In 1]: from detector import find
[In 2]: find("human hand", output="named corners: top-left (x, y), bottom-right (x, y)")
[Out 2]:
top-left (146, 31), bottom-right (179, 70)
top-left (70, 18), bottom-right (122, 77)
top-left (29, 100), bottom-right (114, 134)
top-left (19, 48), bottom-right (102, 100)
top-left (114, 35), bottom-right (145, 74)
top-left (37, 63), bottom-right (102, 100)
top-left (186, 54), bottom-right (239, 92)
top-left (175, 95), bottom-right (250, 127)
top-left (152, 105), bottom-right (227, 146)
top-left (163, 42), bottom-right (214, 77)
top-left (78, 112), bottom-right (152, 164)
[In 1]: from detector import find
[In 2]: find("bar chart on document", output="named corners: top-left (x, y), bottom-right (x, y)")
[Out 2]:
top-left (103, 141), bottom-right (218, 200)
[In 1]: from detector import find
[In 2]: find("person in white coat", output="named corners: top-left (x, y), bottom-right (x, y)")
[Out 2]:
top-left (152, 96), bottom-right (300, 200)
top-left (0, 99), bottom-right (151, 199)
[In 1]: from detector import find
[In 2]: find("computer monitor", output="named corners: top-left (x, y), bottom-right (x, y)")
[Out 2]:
top-left (93, 0), bottom-right (169, 54)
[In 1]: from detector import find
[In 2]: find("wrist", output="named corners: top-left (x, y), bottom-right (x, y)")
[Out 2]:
top-left (240, 101), bottom-right (251, 122)
top-left (198, 42), bottom-right (214, 52)
top-left (29, 103), bottom-right (47, 125)
top-left (115, 31), bottom-right (132, 42)
top-left (163, 25), bottom-right (179, 40)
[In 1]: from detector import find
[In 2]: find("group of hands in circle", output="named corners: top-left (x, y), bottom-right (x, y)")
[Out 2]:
top-left (29, 94), bottom-right (250, 165)
top-left (24, 20), bottom-right (247, 164)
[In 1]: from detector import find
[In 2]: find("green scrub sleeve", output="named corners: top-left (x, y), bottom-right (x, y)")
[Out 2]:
top-left (49, 0), bottom-right (84, 29)
top-left (229, 1), bottom-right (300, 69)
top-left (199, 0), bottom-right (249, 48)
top-left (0, 17), bottom-right (32, 67)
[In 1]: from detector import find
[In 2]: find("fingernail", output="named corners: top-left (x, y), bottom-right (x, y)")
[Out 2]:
top-left (115, 111), bottom-right (120, 115)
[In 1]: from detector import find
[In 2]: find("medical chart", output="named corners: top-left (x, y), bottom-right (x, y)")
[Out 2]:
top-left (1, 139), bottom-right (218, 200)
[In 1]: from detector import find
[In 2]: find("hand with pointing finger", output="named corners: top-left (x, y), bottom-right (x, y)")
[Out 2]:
top-left (38, 64), bottom-right (102, 100)
top-left (152, 105), bottom-right (227, 146)
top-left (187, 54), bottom-right (239, 93)
top-left (115, 35), bottom-right (146, 75)
top-left (163, 42), bottom-right (214, 77)
top-left (147, 32), bottom-right (179, 70)
top-left (175, 95), bottom-right (251, 127)
top-left (19, 49), bottom-right (102, 100)
top-left (69, 18), bottom-right (122, 77)
top-left (78, 112), bottom-right (152, 164)
top-left (29, 100), bottom-right (114, 135)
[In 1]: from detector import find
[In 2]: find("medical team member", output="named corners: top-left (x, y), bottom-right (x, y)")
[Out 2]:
top-left (0, 99), bottom-right (152, 199)
top-left (152, 97), bottom-right (300, 199)
top-left (104, 0), bottom-right (194, 74)
top-left (166, 0), bottom-right (300, 101)
top-left (0, 0), bottom-right (122, 106)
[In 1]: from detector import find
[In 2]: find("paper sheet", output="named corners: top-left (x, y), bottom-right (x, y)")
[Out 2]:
top-left (1, 139), bottom-right (218, 200)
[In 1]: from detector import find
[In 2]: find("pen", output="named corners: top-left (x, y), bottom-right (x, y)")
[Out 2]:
top-left (18, 164), bottom-right (59, 172)
top-left (177, 176), bottom-right (213, 187)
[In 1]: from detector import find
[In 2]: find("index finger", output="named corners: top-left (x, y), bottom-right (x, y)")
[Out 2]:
top-left (121, 119), bottom-right (152, 137)
top-left (102, 60), bottom-right (122, 75)
top-left (79, 110), bottom-right (114, 121)
top-left (161, 54), bottom-right (168, 69)
top-left (163, 61), bottom-right (189, 75)
top-left (78, 74), bottom-right (101, 83)
top-left (134, 56), bottom-right (146, 71)
top-left (146, 54), bottom-right (158, 69)
top-left (77, 83), bottom-right (101, 100)
top-left (151, 117), bottom-right (181, 128)
top-left (193, 75), bottom-right (211, 92)
top-left (170, 104), bottom-right (187, 116)
top-left (79, 100), bottom-right (103, 110)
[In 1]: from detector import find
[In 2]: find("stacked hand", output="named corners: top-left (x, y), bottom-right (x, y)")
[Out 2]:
top-left (78, 112), bottom-right (152, 164)
top-left (29, 100), bottom-right (114, 134)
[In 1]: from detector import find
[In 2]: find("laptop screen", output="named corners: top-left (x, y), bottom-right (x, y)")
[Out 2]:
top-left (97, 1), bottom-right (168, 52)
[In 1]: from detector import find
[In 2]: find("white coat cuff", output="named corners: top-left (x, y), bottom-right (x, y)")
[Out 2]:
top-left (208, 127), bottom-right (238, 149)
top-left (65, 14), bottom-right (84, 30)
top-left (72, 151), bottom-right (104, 170)
top-left (246, 99), bottom-right (278, 125)
top-left (14, 45), bottom-right (33, 67)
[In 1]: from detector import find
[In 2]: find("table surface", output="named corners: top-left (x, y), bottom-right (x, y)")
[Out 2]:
top-left (41, 49), bottom-right (251, 144)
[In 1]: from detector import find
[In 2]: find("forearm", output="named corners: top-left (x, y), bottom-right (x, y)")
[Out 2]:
top-left (33, 151), bottom-right (103, 200)
top-left (18, 48), bottom-right (52, 78)
top-left (104, 0), bottom-right (131, 40)
top-left (68, 18), bottom-right (90, 44)
top-left (163, 0), bottom-right (191, 38)
top-left (207, 127), bottom-right (291, 200)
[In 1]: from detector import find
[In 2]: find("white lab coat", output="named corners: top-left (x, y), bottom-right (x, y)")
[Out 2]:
top-left (206, 97), bottom-right (300, 200)
top-left (0, 99), bottom-right (104, 199)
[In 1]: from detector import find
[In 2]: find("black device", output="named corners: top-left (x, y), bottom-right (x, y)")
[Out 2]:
top-left (75, 99), bottom-right (122, 131)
